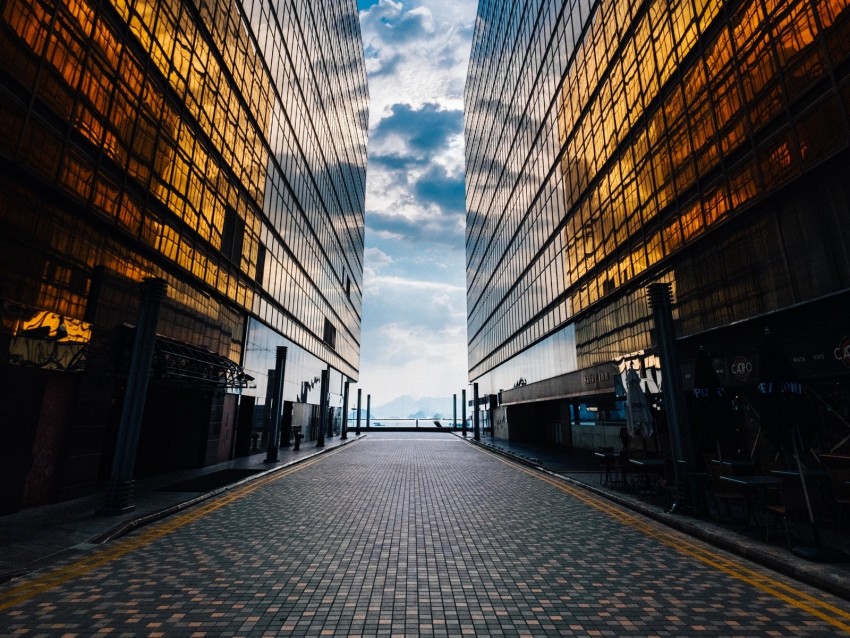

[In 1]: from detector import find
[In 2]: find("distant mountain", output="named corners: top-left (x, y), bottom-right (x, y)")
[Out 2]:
top-left (370, 395), bottom-right (455, 419)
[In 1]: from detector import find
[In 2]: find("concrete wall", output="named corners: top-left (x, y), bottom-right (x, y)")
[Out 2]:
top-left (493, 406), bottom-right (509, 440)
top-left (570, 423), bottom-right (626, 452)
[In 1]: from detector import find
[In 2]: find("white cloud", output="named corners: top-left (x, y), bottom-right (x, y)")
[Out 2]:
top-left (365, 275), bottom-right (464, 298)
top-left (364, 246), bottom-right (394, 270)
top-left (357, 0), bottom-right (477, 405)
top-left (363, 246), bottom-right (395, 284)
top-left (360, 0), bottom-right (476, 128)
top-left (358, 321), bottom-right (468, 405)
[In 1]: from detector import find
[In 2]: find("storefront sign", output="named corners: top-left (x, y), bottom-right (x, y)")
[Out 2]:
top-left (584, 371), bottom-right (611, 386)
top-left (730, 355), bottom-right (752, 382)
top-left (836, 336), bottom-right (850, 368)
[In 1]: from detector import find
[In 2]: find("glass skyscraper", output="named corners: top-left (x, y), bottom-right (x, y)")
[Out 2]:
top-left (465, 0), bottom-right (850, 449)
top-left (0, 0), bottom-right (368, 510)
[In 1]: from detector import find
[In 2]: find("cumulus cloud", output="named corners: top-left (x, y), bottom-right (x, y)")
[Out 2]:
top-left (367, 208), bottom-right (461, 245)
top-left (372, 103), bottom-right (462, 156)
top-left (365, 103), bottom-right (465, 243)
top-left (414, 164), bottom-right (465, 213)
top-left (363, 246), bottom-right (394, 283)
top-left (365, 246), bottom-right (394, 270)
top-left (359, 0), bottom-right (476, 124)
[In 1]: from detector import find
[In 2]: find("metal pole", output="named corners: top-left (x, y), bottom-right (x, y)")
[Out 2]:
top-left (473, 382), bottom-right (481, 441)
top-left (317, 368), bottom-right (329, 447)
top-left (326, 367), bottom-right (335, 439)
top-left (265, 346), bottom-right (287, 463)
top-left (262, 369), bottom-right (275, 450)
top-left (356, 388), bottom-right (362, 435)
top-left (106, 277), bottom-right (167, 513)
top-left (281, 400), bottom-right (291, 448)
top-left (461, 389), bottom-right (467, 437)
top-left (366, 394), bottom-right (371, 429)
top-left (453, 393), bottom-right (457, 429)
top-left (647, 282), bottom-right (696, 512)
top-left (341, 380), bottom-right (350, 440)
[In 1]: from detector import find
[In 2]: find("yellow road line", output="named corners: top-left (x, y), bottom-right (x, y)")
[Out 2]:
top-left (0, 452), bottom-right (336, 612)
top-left (482, 448), bottom-right (850, 633)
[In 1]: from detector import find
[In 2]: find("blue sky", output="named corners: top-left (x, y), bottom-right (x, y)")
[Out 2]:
top-left (355, 0), bottom-right (478, 406)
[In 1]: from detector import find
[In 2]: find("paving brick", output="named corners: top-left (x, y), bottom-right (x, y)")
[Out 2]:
top-left (2, 432), bottom-right (850, 636)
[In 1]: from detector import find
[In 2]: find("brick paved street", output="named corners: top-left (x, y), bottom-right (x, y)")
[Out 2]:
top-left (3, 431), bottom-right (850, 636)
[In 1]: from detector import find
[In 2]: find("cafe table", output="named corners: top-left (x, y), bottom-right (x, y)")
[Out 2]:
top-left (718, 474), bottom-right (780, 530)
top-left (629, 457), bottom-right (666, 500)
top-left (710, 458), bottom-right (757, 475)
top-left (594, 450), bottom-right (620, 486)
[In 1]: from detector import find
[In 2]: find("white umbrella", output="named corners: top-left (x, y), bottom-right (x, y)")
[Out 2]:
top-left (626, 367), bottom-right (655, 439)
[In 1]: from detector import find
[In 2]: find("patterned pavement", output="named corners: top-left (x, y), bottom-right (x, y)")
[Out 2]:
top-left (2, 431), bottom-right (850, 636)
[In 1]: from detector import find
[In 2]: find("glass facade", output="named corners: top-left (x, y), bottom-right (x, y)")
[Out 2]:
top-left (0, 0), bottom-right (367, 508)
top-left (465, 0), bottom-right (850, 436)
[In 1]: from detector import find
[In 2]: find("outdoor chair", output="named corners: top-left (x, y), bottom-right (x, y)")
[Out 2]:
top-left (706, 461), bottom-right (747, 523)
top-left (615, 450), bottom-right (631, 489)
top-left (824, 467), bottom-right (850, 526)
top-left (764, 472), bottom-right (826, 547)
top-left (597, 446), bottom-right (616, 485)
top-left (817, 453), bottom-right (850, 526)
top-left (626, 453), bottom-right (668, 504)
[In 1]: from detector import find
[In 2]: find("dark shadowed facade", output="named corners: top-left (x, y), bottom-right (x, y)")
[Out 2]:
top-left (464, 0), bottom-right (850, 452)
top-left (0, 0), bottom-right (368, 511)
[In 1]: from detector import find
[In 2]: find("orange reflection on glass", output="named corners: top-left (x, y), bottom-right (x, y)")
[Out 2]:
top-left (17, 311), bottom-right (89, 342)
top-left (663, 217), bottom-right (684, 255)
top-left (759, 135), bottom-right (795, 188)
top-left (702, 183), bottom-right (730, 227)
top-left (10, 311), bottom-right (91, 371)
top-left (696, 0), bottom-right (724, 35)
top-left (59, 149), bottom-right (94, 202)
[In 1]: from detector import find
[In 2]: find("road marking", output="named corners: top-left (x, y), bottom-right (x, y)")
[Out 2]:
top-left (0, 452), bottom-right (336, 612)
top-left (480, 447), bottom-right (850, 633)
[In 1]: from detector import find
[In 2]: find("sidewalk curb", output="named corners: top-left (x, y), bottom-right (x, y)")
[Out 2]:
top-left (92, 435), bottom-right (365, 545)
top-left (460, 435), bottom-right (850, 602)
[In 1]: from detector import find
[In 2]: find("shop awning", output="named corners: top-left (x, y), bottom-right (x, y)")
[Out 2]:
top-left (153, 335), bottom-right (252, 389)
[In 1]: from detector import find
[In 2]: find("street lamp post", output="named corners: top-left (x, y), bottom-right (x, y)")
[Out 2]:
top-left (461, 389), bottom-right (467, 437)
top-left (105, 278), bottom-right (167, 513)
top-left (317, 368), bottom-right (329, 448)
top-left (341, 380), bottom-right (350, 440)
top-left (453, 393), bottom-right (457, 429)
top-left (356, 388), bottom-right (362, 435)
top-left (326, 367), bottom-right (335, 440)
top-left (366, 394), bottom-right (371, 429)
top-left (473, 382), bottom-right (481, 441)
top-left (265, 346), bottom-right (288, 463)
top-left (647, 282), bottom-right (696, 513)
